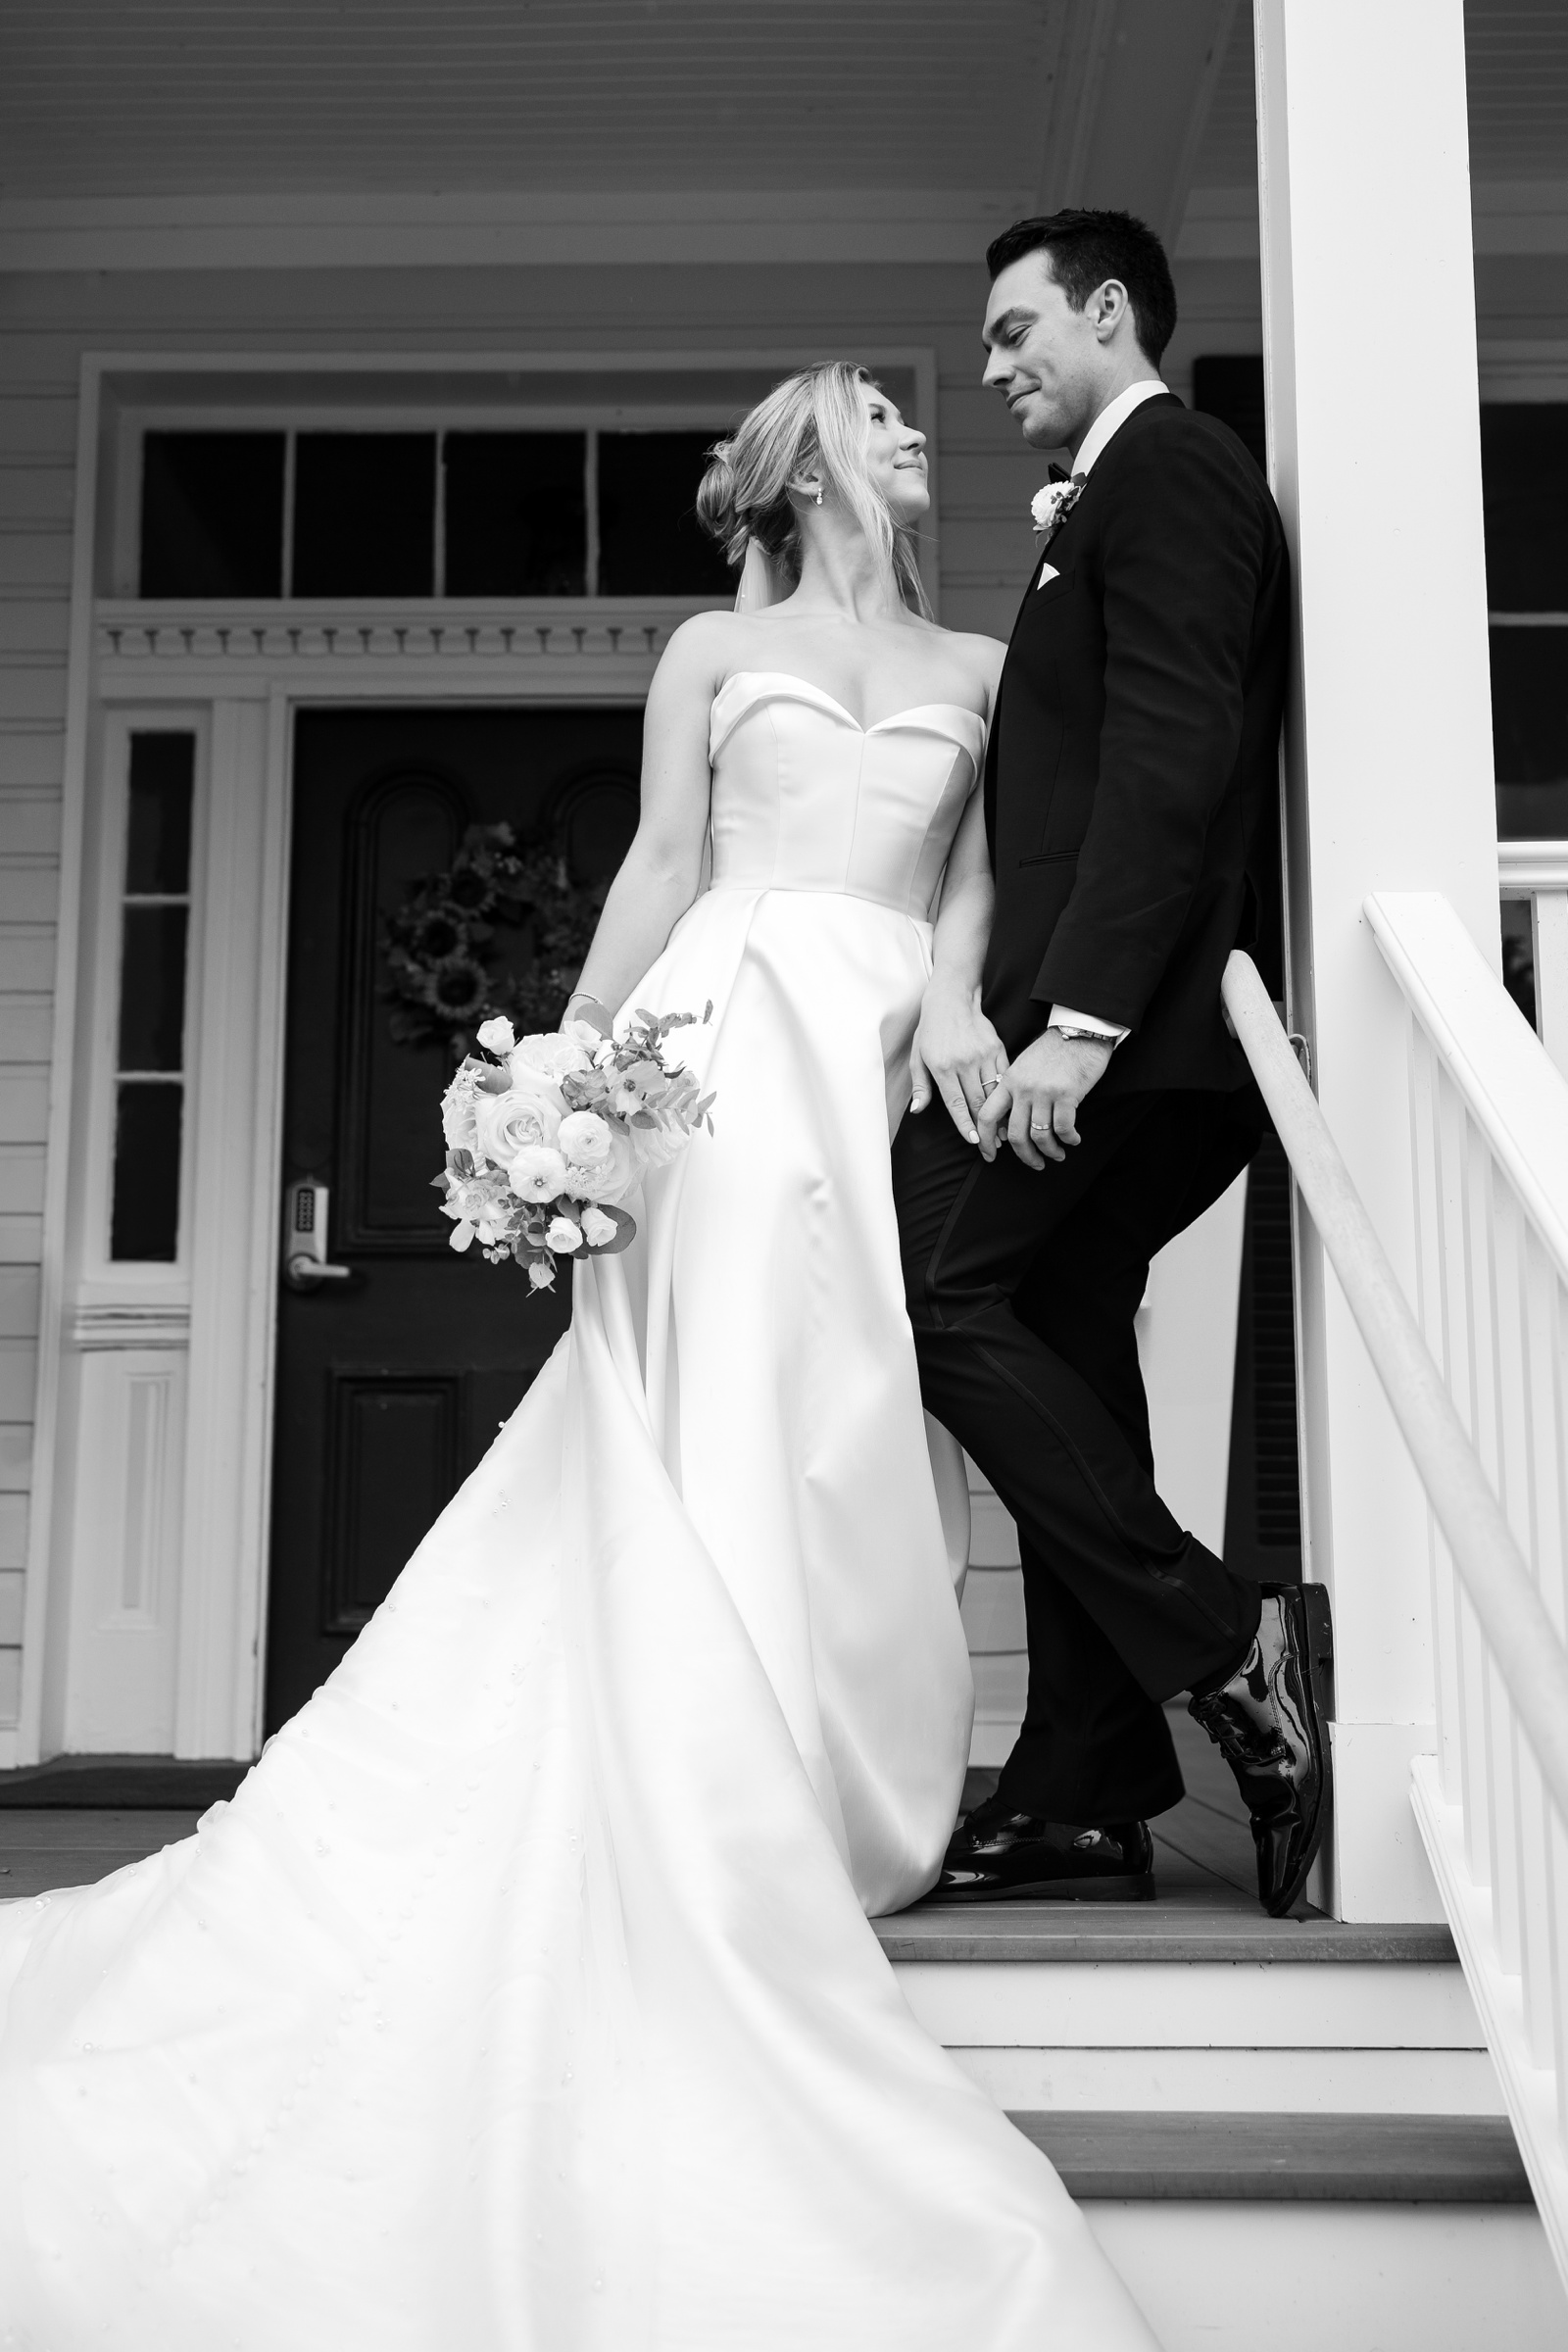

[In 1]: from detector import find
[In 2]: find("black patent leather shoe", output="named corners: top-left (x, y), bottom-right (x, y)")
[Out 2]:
top-left (930, 1799), bottom-right (1154, 1902)
top-left (1189, 1581), bottom-right (1333, 1918)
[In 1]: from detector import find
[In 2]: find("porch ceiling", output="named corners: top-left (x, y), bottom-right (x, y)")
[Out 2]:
top-left (0, 0), bottom-right (1071, 202)
top-left (0, 1), bottom-right (1560, 262)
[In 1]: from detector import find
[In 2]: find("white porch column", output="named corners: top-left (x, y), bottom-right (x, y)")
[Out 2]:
top-left (1253, 0), bottom-right (1499, 1918)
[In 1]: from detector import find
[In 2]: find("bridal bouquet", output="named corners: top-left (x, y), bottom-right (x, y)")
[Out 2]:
top-left (433, 1006), bottom-right (714, 1290)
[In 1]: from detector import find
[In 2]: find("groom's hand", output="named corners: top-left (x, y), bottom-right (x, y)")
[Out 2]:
top-left (909, 977), bottom-right (1008, 1146)
top-left (977, 1031), bottom-right (1113, 1168)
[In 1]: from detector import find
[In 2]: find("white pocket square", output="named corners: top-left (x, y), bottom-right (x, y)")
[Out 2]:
top-left (1037, 560), bottom-right (1059, 589)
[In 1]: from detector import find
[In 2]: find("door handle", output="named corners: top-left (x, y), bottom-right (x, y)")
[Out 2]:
top-left (286, 1253), bottom-right (352, 1289)
top-left (282, 1177), bottom-right (354, 1291)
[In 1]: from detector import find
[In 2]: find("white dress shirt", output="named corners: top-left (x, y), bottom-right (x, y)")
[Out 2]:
top-left (1045, 375), bottom-right (1168, 1047)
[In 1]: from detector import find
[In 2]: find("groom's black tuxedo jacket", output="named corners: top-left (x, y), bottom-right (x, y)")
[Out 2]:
top-left (981, 392), bottom-right (1290, 1097)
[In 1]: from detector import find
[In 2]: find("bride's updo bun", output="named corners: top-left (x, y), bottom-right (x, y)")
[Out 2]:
top-left (697, 362), bottom-right (928, 614)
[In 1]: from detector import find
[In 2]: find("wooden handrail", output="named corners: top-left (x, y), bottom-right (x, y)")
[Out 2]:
top-left (1220, 949), bottom-right (1568, 1824)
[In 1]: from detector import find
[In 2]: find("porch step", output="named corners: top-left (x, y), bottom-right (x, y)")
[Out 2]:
top-left (875, 1895), bottom-right (1456, 1965)
top-left (876, 1895), bottom-right (1499, 2122)
top-left (1009, 2109), bottom-right (1531, 2201)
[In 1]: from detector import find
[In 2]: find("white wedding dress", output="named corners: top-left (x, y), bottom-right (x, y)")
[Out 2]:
top-left (0, 673), bottom-right (1156, 2349)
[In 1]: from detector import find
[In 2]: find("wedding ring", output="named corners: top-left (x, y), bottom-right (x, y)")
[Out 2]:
top-left (1029, 1119), bottom-right (1052, 1137)
top-left (980, 1076), bottom-right (999, 1095)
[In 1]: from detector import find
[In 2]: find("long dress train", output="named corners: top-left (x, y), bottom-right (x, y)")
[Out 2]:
top-left (0, 672), bottom-right (1157, 2349)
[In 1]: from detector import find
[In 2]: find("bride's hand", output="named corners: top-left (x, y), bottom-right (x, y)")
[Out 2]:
top-left (563, 993), bottom-right (613, 1038)
top-left (909, 977), bottom-right (1007, 1147)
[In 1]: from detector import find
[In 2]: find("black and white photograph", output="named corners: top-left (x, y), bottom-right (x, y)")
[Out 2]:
top-left (0, 2), bottom-right (1564, 2343)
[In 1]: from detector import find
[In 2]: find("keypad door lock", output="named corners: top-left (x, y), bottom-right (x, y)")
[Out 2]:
top-left (282, 1178), bottom-right (353, 1291)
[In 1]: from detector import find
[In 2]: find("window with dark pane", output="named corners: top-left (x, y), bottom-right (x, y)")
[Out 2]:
top-left (140, 432), bottom-right (285, 598)
top-left (291, 434), bottom-right (436, 597)
top-left (597, 431), bottom-right (732, 596)
top-left (1192, 355), bottom-right (1267, 472)
top-left (1483, 405), bottom-right (1568, 839)
top-left (444, 433), bottom-right (587, 595)
top-left (110, 734), bottom-right (195, 1263)
top-left (110, 1087), bottom-right (184, 1262)
top-left (1480, 406), bottom-right (1568, 612)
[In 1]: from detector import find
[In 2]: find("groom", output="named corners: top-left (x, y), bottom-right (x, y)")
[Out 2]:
top-left (894, 209), bottom-right (1331, 1918)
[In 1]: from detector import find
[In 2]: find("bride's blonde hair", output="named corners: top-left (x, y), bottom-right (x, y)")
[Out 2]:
top-left (696, 362), bottom-right (930, 616)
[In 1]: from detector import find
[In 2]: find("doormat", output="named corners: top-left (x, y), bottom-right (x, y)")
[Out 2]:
top-left (0, 1756), bottom-right (249, 1809)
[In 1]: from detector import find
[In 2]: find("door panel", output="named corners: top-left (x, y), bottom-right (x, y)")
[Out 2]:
top-left (265, 707), bottom-right (642, 1731)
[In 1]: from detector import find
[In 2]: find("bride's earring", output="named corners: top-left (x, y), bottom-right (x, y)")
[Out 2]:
top-left (811, 481), bottom-right (824, 505)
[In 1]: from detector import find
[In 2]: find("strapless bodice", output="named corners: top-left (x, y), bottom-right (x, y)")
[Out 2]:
top-left (708, 671), bottom-right (985, 920)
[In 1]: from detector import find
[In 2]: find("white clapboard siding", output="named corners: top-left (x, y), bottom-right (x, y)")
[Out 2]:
top-left (0, 311), bottom-right (72, 1740)
top-left (0, 242), bottom-right (1276, 1752)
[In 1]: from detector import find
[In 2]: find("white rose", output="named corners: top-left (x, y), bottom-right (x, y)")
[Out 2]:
top-left (557, 1109), bottom-right (613, 1167)
top-left (507, 1145), bottom-right (568, 1203)
top-left (545, 1214), bottom-right (583, 1253)
top-left (474, 1084), bottom-right (563, 1166)
top-left (475, 1014), bottom-right (516, 1055)
top-left (511, 1030), bottom-right (593, 1083)
top-left (527, 1258), bottom-right (556, 1291)
top-left (580, 1205), bottom-right (617, 1248)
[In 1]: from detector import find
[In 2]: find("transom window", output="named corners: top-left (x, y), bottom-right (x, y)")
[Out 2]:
top-left (138, 427), bottom-right (733, 601)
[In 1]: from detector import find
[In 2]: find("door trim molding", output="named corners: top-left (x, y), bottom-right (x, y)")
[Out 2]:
top-left (38, 345), bottom-right (946, 1761)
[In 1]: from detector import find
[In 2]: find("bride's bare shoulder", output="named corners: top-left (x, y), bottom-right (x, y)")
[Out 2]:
top-left (650, 608), bottom-right (748, 698)
top-left (912, 618), bottom-right (1007, 716)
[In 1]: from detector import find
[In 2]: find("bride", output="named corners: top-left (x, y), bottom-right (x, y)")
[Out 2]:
top-left (0, 363), bottom-right (1155, 2349)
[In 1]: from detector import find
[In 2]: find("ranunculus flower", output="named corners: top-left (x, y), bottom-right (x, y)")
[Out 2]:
top-left (632, 1123), bottom-right (688, 1171)
top-left (508, 1146), bottom-right (569, 1203)
top-left (557, 1109), bottom-right (612, 1167)
top-left (511, 1031), bottom-right (593, 1083)
top-left (476, 1014), bottom-right (516, 1055)
top-left (562, 1124), bottom-right (638, 1205)
top-left (580, 1205), bottom-right (617, 1248)
top-left (545, 1214), bottom-right (583, 1253)
top-left (475, 1084), bottom-right (563, 1165)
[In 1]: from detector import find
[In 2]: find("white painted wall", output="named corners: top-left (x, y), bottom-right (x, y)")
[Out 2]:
top-left (0, 250), bottom-right (1264, 1761)
top-left (0, 171), bottom-right (1558, 1763)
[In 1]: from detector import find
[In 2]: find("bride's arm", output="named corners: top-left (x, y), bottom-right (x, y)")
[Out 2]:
top-left (908, 786), bottom-right (1006, 1145)
top-left (564, 618), bottom-right (723, 1031)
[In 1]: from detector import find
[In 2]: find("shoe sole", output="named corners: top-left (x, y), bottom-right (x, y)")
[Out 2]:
top-left (932, 1874), bottom-right (1155, 1905)
top-left (1266, 1580), bottom-right (1335, 1918)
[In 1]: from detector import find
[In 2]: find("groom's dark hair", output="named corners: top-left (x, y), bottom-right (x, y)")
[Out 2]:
top-left (986, 209), bottom-right (1178, 367)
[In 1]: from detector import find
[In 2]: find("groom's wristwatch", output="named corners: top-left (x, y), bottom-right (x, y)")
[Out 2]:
top-left (1051, 1024), bottom-right (1118, 1046)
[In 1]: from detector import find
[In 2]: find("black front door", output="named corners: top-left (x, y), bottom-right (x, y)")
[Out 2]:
top-left (265, 705), bottom-right (642, 1733)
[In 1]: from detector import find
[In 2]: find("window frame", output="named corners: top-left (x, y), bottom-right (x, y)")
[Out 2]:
top-left (80, 708), bottom-right (209, 1293)
top-left (115, 405), bottom-right (746, 604)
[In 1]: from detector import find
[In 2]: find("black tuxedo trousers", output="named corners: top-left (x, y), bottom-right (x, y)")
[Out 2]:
top-left (893, 1083), bottom-right (1264, 1824)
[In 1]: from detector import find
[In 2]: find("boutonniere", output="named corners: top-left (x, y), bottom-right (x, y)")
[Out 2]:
top-left (1030, 472), bottom-right (1085, 548)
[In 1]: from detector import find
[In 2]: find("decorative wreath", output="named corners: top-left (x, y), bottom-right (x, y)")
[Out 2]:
top-left (382, 820), bottom-right (609, 1059)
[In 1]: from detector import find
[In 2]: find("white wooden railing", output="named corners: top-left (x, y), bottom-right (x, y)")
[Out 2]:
top-left (1500, 842), bottom-right (1568, 1080)
top-left (1222, 917), bottom-right (1568, 2287)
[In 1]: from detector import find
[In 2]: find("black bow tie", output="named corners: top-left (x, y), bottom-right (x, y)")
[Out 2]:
top-left (1048, 462), bottom-right (1072, 483)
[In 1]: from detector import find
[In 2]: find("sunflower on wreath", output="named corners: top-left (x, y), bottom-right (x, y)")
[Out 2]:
top-left (383, 820), bottom-right (611, 1059)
